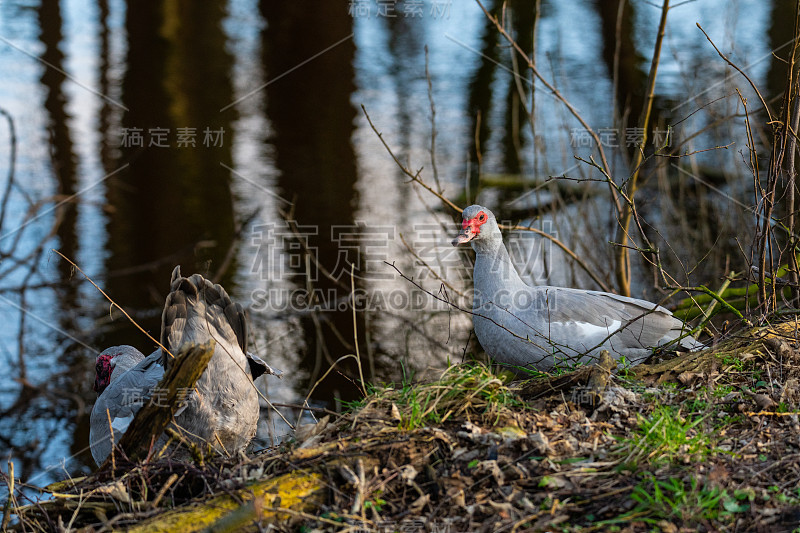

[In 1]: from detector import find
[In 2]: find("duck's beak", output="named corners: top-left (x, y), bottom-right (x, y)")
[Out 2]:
top-left (451, 227), bottom-right (475, 246)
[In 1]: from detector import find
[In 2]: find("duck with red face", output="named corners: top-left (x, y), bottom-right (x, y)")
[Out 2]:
top-left (450, 204), bottom-right (702, 372)
top-left (92, 346), bottom-right (146, 394)
top-left (451, 207), bottom-right (490, 246)
top-left (93, 352), bottom-right (114, 394)
top-left (88, 267), bottom-right (279, 466)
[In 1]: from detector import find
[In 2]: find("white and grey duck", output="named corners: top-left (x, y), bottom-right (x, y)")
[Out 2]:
top-left (452, 205), bottom-right (702, 372)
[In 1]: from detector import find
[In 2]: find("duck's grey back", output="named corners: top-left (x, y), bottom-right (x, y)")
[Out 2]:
top-left (161, 267), bottom-right (259, 455)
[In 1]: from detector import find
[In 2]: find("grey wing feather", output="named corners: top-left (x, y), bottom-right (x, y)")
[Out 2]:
top-left (543, 287), bottom-right (691, 347)
top-left (538, 288), bottom-right (664, 322)
top-left (89, 349), bottom-right (163, 465)
top-left (584, 290), bottom-right (696, 347)
top-left (161, 268), bottom-right (248, 358)
top-left (223, 301), bottom-right (248, 352)
top-left (584, 289), bottom-right (672, 314)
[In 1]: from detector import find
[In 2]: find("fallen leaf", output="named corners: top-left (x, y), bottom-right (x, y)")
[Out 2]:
top-left (399, 464), bottom-right (418, 484)
top-left (678, 371), bottom-right (703, 386)
top-left (656, 520), bottom-right (678, 533)
top-left (295, 415), bottom-right (330, 446)
top-left (538, 475), bottom-right (571, 490)
top-left (528, 431), bottom-right (551, 454)
top-left (741, 389), bottom-right (776, 410)
top-left (409, 493), bottom-right (430, 513)
top-left (496, 426), bottom-right (527, 441)
top-left (474, 460), bottom-right (505, 486)
top-left (94, 480), bottom-right (131, 503)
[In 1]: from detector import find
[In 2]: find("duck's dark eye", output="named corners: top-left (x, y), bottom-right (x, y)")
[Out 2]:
top-left (479, 213), bottom-right (486, 221)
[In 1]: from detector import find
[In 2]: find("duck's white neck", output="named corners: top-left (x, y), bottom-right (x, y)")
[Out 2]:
top-left (471, 235), bottom-right (526, 300)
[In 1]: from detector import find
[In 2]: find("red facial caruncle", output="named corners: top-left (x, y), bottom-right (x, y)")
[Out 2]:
top-left (93, 353), bottom-right (114, 394)
top-left (462, 210), bottom-right (488, 235)
top-left (452, 210), bottom-right (489, 246)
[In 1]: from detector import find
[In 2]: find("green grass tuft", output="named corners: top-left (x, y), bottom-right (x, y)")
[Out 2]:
top-left (605, 475), bottom-right (746, 526)
top-left (617, 405), bottom-right (717, 468)
top-left (348, 363), bottom-right (526, 430)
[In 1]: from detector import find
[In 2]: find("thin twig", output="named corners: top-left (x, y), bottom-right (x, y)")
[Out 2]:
top-left (51, 249), bottom-right (174, 358)
top-left (1, 459), bottom-right (14, 530)
top-left (696, 23), bottom-right (774, 122)
top-left (398, 233), bottom-right (467, 298)
top-left (362, 104), bottom-right (460, 212)
top-left (350, 264), bottom-right (367, 397)
top-left (362, 106), bottom-right (611, 292)
top-left (297, 353), bottom-right (362, 429)
top-left (0, 108), bottom-right (18, 243)
top-left (424, 45), bottom-right (442, 194)
top-left (616, 0), bottom-right (671, 297)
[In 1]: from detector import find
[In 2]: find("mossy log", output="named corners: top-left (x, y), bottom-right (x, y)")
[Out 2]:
top-left (13, 443), bottom-right (375, 531)
top-left (671, 266), bottom-right (796, 321)
top-left (633, 321), bottom-right (800, 382)
top-left (126, 467), bottom-right (327, 533)
top-left (631, 348), bottom-right (719, 382)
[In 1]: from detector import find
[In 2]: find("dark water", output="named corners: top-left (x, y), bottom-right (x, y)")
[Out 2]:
top-left (0, 0), bottom-right (787, 489)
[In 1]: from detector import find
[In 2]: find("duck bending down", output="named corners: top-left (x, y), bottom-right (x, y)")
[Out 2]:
top-left (89, 267), bottom-right (278, 466)
top-left (451, 205), bottom-right (702, 372)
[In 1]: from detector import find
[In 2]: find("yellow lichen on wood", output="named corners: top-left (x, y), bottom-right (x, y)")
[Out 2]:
top-left (761, 320), bottom-right (800, 338)
top-left (126, 469), bottom-right (324, 533)
top-left (43, 476), bottom-right (86, 493)
top-left (290, 441), bottom-right (343, 461)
